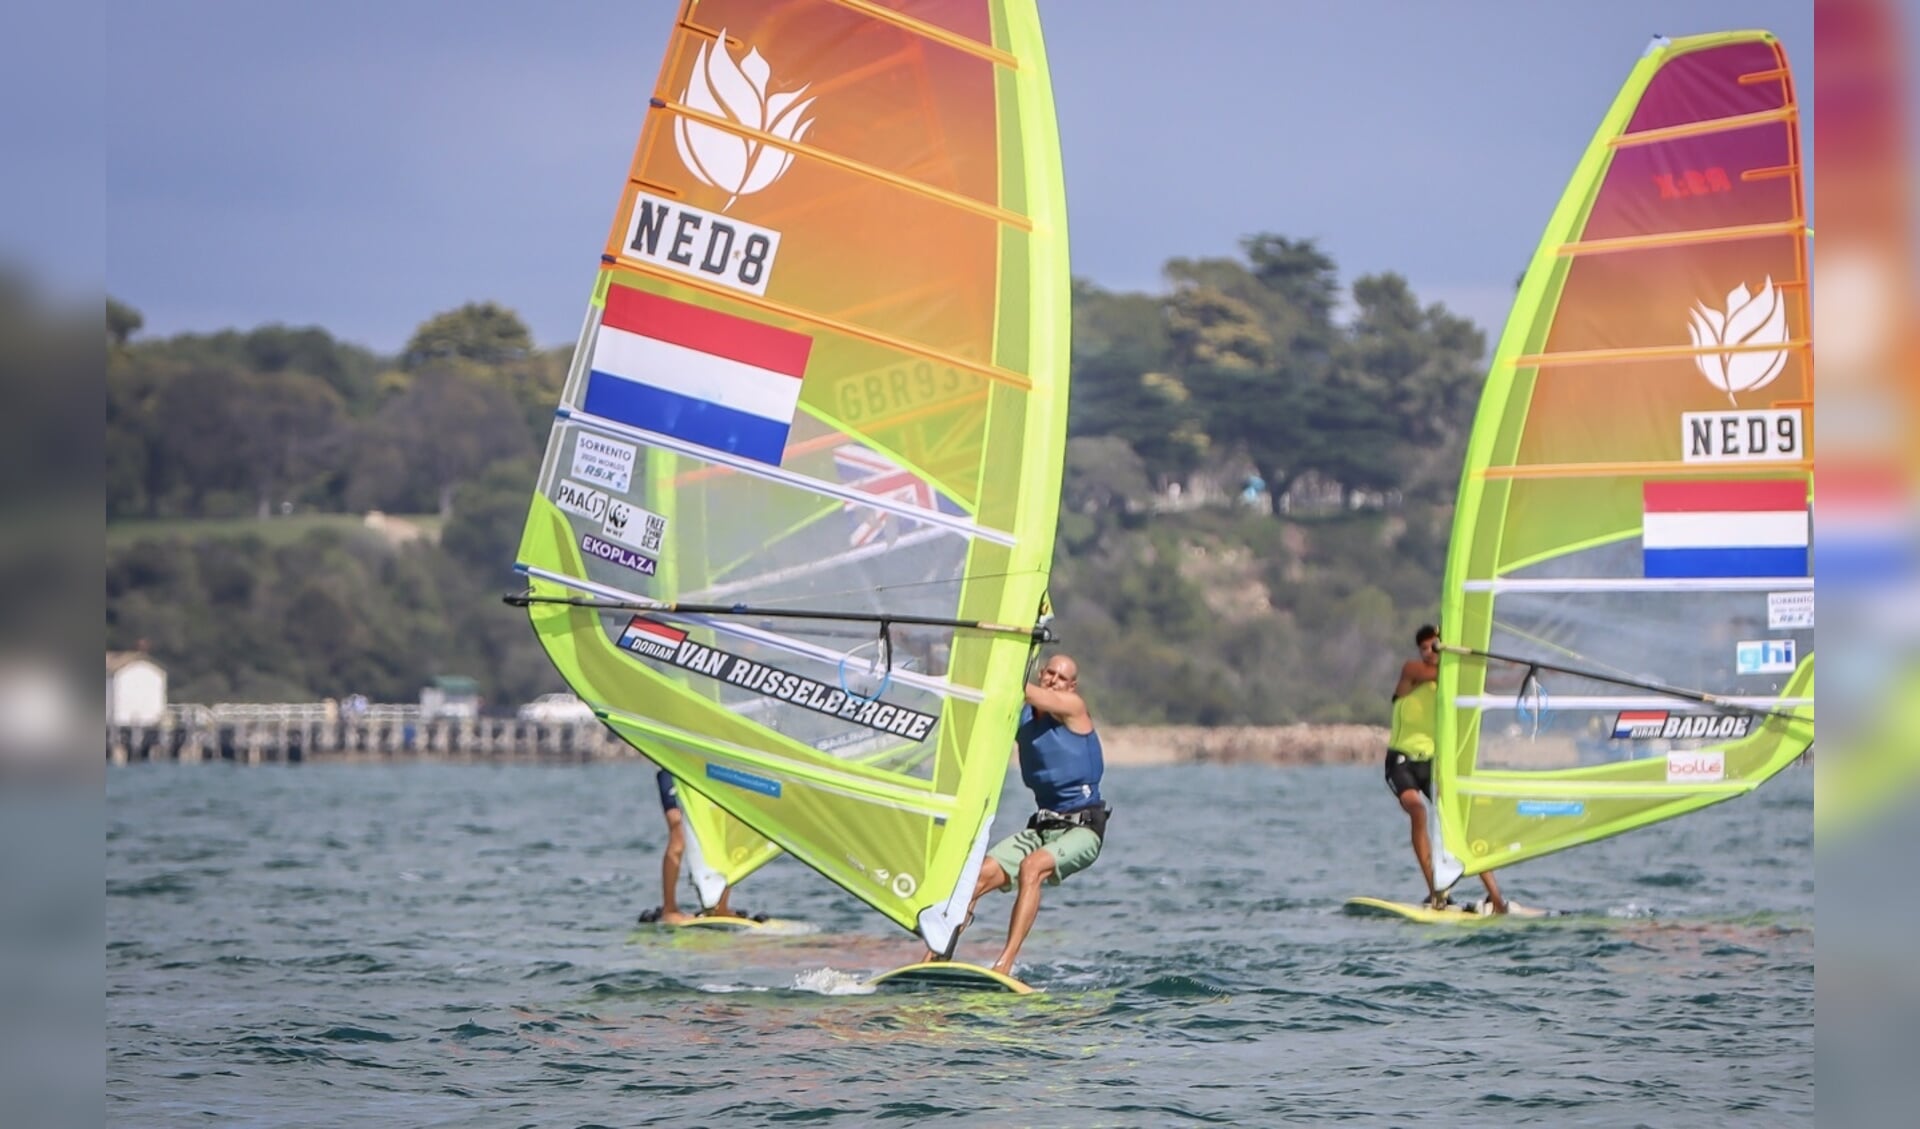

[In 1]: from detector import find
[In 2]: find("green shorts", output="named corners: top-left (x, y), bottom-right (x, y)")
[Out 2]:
top-left (985, 825), bottom-right (1103, 890)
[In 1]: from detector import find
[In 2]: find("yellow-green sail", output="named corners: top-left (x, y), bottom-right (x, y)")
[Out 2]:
top-left (512, 0), bottom-right (1070, 951)
top-left (1436, 32), bottom-right (1815, 876)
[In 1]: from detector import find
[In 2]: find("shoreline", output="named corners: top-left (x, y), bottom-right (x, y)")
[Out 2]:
top-left (109, 719), bottom-right (1389, 767)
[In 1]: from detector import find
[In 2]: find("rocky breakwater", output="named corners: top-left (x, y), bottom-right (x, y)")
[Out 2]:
top-left (1099, 724), bottom-right (1387, 766)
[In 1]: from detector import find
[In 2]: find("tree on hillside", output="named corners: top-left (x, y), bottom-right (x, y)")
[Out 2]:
top-left (1343, 273), bottom-right (1486, 500)
top-left (442, 457), bottom-right (540, 579)
top-left (239, 324), bottom-right (383, 408)
top-left (129, 324), bottom-right (384, 413)
top-left (107, 297), bottom-right (143, 348)
top-left (351, 367), bottom-right (533, 516)
top-left (1062, 436), bottom-right (1153, 517)
top-left (1067, 282), bottom-right (1184, 471)
top-left (1163, 283), bottom-right (1272, 375)
top-left (1243, 235), bottom-right (1341, 326)
top-left (237, 371), bottom-right (350, 518)
top-left (1069, 278), bottom-right (1169, 365)
top-left (402, 302), bottom-right (533, 371)
top-left (1166, 240), bottom-right (1344, 504)
top-left (503, 345), bottom-right (571, 451)
top-left (150, 366), bottom-right (348, 518)
top-left (108, 314), bottom-right (167, 518)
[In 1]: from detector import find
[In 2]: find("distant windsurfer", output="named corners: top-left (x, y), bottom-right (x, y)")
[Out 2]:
top-left (927, 654), bottom-right (1108, 975)
top-left (1386, 626), bottom-right (1507, 914)
top-left (639, 767), bottom-right (754, 925)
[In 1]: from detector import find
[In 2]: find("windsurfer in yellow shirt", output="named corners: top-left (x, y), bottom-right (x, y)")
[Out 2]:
top-left (1386, 625), bottom-right (1507, 913)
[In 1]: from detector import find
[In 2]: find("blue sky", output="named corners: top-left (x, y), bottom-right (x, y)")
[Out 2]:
top-left (82, 1), bottom-right (1817, 353)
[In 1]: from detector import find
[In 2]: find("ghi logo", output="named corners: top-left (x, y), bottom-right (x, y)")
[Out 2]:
top-left (674, 28), bottom-right (818, 210)
top-left (1687, 278), bottom-right (1790, 405)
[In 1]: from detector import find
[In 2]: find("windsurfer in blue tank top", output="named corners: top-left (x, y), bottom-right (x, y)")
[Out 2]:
top-left (923, 653), bottom-right (1109, 975)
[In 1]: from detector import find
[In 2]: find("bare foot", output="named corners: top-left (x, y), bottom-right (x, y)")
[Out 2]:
top-left (990, 959), bottom-right (1015, 976)
top-left (919, 950), bottom-right (939, 964)
top-left (659, 909), bottom-right (695, 925)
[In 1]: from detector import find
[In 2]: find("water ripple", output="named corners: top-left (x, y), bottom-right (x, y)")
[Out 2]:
top-left (108, 761), bottom-right (1813, 1126)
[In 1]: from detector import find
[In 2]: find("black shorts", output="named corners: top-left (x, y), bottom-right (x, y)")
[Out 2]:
top-left (656, 768), bottom-right (681, 813)
top-left (1384, 749), bottom-right (1432, 800)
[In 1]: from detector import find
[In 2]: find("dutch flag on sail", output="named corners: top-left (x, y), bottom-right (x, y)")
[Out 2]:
top-left (1642, 479), bottom-right (1808, 578)
top-left (582, 285), bottom-right (813, 467)
top-left (1817, 465), bottom-right (1914, 583)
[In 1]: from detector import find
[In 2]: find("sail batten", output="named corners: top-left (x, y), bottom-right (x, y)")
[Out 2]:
top-left (1612, 106), bottom-right (1798, 147)
top-left (1457, 694), bottom-right (1813, 710)
top-left (644, 100), bottom-right (1037, 230)
top-left (1558, 220), bottom-right (1806, 257)
top-left (587, 258), bottom-right (1039, 389)
top-left (824, 0), bottom-right (1022, 66)
top-left (1513, 337), bottom-right (1811, 368)
top-left (1463, 577), bottom-right (1810, 593)
top-left (554, 412), bottom-right (1018, 545)
top-left (1481, 460), bottom-right (1812, 481)
top-left (1436, 30), bottom-right (1814, 877)
top-left (513, 564), bottom-right (991, 702)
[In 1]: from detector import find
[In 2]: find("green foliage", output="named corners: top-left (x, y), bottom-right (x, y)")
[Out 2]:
top-left (104, 513), bottom-right (442, 551)
top-left (103, 231), bottom-right (1494, 724)
top-left (107, 297), bottom-right (143, 347)
top-left (1062, 436), bottom-right (1152, 518)
top-left (441, 458), bottom-right (539, 579)
top-left (347, 367), bottom-right (534, 516)
top-left (107, 528), bottom-right (559, 707)
top-left (1163, 282), bottom-right (1272, 374)
top-left (401, 302), bottom-right (533, 371)
top-left (122, 320), bottom-right (383, 407)
top-left (1064, 233), bottom-right (1485, 519)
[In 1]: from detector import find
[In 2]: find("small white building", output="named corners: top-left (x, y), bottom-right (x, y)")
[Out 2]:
top-left (106, 652), bottom-right (168, 726)
top-left (420, 675), bottom-right (481, 721)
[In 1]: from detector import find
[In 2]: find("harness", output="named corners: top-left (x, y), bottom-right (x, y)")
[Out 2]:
top-left (1027, 804), bottom-right (1111, 840)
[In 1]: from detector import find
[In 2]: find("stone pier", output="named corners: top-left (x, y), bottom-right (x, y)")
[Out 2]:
top-left (106, 715), bottom-right (632, 764)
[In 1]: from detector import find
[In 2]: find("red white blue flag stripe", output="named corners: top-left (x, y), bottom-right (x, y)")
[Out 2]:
top-left (583, 285), bottom-right (812, 466)
top-left (1815, 465), bottom-right (1914, 582)
top-left (1642, 479), bottom-right (1808, 578)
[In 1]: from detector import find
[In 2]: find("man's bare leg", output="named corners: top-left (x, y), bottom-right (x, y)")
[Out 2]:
top-left (659, 809), bottom-right (693, 925)
top-left (1399, 790), bottom-right (1439, 904)
top-left (920, 860), bottom-right (1006, 963)
top-left (713, 886), bottom-right (734, 917)
top-left (991, 849), bottom-right (1057, 976)
top-left (1480, 870), bottom-right (1507, 914)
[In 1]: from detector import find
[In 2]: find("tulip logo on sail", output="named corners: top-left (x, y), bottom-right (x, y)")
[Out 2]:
top-left (1687, 278), bottom-right (1789, 404)
top-left (675, 29), bottom-right (818, 210)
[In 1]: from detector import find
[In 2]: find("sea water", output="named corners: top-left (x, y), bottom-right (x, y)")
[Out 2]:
top-left (108, 760), bottom-right (1812, 1126)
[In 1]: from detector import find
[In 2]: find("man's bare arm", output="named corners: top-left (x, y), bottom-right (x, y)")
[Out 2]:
top-left (1025, 682), bottom-right (1092, 733)
top-left (1394, 659), bottom-right (1438, 700)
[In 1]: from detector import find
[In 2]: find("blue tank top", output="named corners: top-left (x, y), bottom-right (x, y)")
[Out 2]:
top-left (1016, 704), bottom-right (1104, 812)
